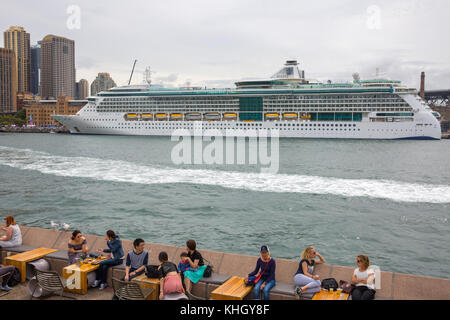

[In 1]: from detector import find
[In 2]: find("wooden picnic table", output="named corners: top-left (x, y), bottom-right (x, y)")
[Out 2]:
top-left (62, 258), bottom-right (106, 295)
top-left (210, 276), bottom-right (253, 300)
top-left (132, 273), bottom-right (160, 300)
top-left (4, 248), bottom-right (58, 283)
top-left (313, 288), bottom-right (349, 300)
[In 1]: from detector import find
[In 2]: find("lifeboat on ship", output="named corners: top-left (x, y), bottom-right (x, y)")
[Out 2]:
top-left (185, 113), bottom-right (202, 121)
top-left (124, 113), bottom-right (139, 120)
top-left (223, 113), bottom-right (237, 120)
top-left (265, 113), bottom-right (280, 121)
top-left (155, 113), bottom-right (168, 121)
top-left (283, 113), bottom-right (298, 120)
top-left (141, 113), bottom-right (153, 121)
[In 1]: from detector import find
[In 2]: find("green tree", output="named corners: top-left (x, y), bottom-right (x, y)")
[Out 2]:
top-left (15, 108), bottom-right (26, 120)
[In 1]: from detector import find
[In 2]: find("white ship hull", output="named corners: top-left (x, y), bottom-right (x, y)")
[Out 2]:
top-left (53, 114), bottom-right (441, 140)
top-left (52, 78), bottom-right (442, 140)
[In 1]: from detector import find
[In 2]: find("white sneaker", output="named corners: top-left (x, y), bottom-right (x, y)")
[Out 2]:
top-left (92, 280), bottom-right (100, 288)
top-left (99, 283), bottom-right (108, 290)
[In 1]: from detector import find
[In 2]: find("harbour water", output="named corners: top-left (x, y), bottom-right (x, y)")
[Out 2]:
top-left (0, 133), bottom-right (449, 279)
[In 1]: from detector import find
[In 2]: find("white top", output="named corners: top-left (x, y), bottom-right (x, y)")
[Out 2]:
top-left (353, 267), bottom-right (375, 290)
top-left (9, 224), bottom-right (22, 246)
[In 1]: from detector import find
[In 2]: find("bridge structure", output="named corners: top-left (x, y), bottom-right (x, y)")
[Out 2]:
top-left (424, 89), bottom-right (450, 106)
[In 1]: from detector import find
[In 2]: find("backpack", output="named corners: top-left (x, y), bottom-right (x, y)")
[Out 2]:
top-left (145, 265), bottom-right (162, 279)
top-left (7, 267), bottom-right (21, 287)
top-left (321, 278), bottom-right (339, 290)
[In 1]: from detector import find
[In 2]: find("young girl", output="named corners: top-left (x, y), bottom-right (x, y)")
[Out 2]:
top-left (158, 251), bottom-right (185, 300)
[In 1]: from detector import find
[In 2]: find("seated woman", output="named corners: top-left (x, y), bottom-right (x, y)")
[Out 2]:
top-left (182, 239), bottom-right (207, 293)
top-left (245, 245), bottom-right (276, 300)
top-left (294, 246), bottom-right (326, 297)
top-left (158, 251), bottom-right (185, 299)
top-left (92, 230), bottom-right (124, 290)
top-left (351, 254), bottom-right (376, 300)
top-left (0, 216), bottom-right (22, 248)
top-left (67, 230), bottom-right (89, 265)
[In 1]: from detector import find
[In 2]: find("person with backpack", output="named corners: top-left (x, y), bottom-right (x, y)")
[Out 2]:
top-left (245, 245), bottom-right (276, 300)
top-left (0, 264), bottom-right (15, 291)
top-left (294, 246), bottom-right (326, 298)
top-left (351, 254), bottom-right (376, 300)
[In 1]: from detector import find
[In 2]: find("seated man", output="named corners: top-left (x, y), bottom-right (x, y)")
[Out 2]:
top-left (123, 238), bottom-right (148, 282)
top-left (0, 264), bottom-right (15, 291)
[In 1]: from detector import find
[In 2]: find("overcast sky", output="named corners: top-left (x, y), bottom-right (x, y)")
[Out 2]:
top-left (1, 0), bottom-right (449, 90)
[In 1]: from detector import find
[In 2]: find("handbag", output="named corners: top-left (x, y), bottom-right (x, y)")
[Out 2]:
top-left (203, 258), bottom-right (213, 278)
top-left (145, 265), bottom-right (162, 279)
top-left (339, 280), bottom-right (355, 294)
top-left (7, 267), bottom-right (21, 287)
top-left (321, 278), bottom-right (339, 290)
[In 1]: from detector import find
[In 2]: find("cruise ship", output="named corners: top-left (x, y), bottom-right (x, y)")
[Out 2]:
top-left (53, 60), bottom-right (441, 140)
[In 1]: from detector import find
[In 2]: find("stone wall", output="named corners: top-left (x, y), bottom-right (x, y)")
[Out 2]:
top-left (1, 225), bottom-right (449, 300)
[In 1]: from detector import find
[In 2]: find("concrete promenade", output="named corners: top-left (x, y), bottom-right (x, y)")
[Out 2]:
top-left (1, 225), bottom-right (449, 300)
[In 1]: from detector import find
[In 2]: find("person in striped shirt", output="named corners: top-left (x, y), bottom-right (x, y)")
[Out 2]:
top-left (123, 238), bottom-right (148, 282)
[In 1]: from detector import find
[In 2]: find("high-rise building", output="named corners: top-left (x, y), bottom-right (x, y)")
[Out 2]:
top-left (76, 79), bottom-right (89, 99)
top-left (0, 48), bottom-right (18, 114)
top-left (40, 34), bottom-right (76, 99)
top-left (30, 43), bottom-right (40, 95)
top-left (4, 26), bottom-right (30, 93)
top-left (91, 72), bottom-right (116, 96)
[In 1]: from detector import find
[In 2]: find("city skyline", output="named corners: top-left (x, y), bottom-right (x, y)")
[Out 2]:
top-left (1, 0), bottom-right (449, 92)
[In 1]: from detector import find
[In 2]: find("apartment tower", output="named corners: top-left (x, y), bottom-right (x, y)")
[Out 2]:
top-left (0, 48), bottom-right (18, 113)
top-left (40, 34), bottom-right (76, 99)
top-left (3, 26), bottom-right (30, 93)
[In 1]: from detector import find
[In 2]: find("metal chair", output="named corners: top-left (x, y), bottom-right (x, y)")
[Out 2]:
top-left (186, 290), bottom-right (206, 300)
top-left (0, 271), bottom-right (12, 298)
top-left (161, 292), bottom-right (189, 300)
top-left (31, 269), bottom-right (76, 300)
top-left (111, 277), bottom-right (154, 300)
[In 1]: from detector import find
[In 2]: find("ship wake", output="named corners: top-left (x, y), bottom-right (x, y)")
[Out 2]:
top-left (0, 146), bottom-right (449, 204)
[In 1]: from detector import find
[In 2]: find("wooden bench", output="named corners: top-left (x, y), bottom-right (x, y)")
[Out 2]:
top-left (313, 289), bottom-right (349, 300)
top-left (4, 247), bottom-right (58, 283)
top-left (210, 276), bottom-right (253, 300)
top-left (131, 273), bottom-right (160, 300)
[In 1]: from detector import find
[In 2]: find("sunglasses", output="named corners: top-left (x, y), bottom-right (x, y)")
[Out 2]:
top-left (356, 259), bottom-right (362, 263)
